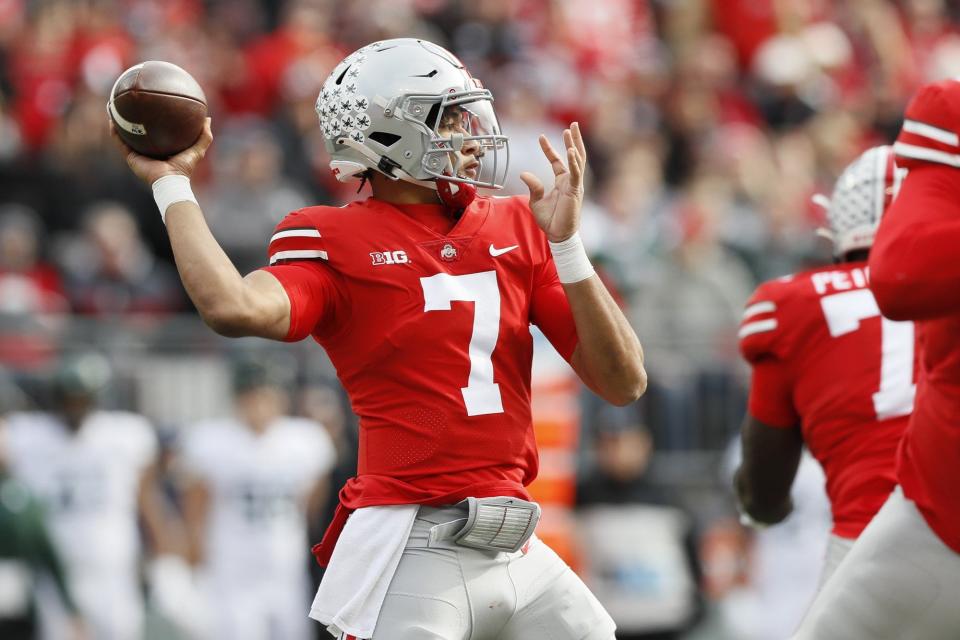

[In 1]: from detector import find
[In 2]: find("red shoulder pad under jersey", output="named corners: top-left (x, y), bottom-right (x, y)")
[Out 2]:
top-left (266, 208), bottom-right (332, 266)
top-left (738, 277), bottom-right (805, 364)
top-left (893, 79), bottom-right (960, 170)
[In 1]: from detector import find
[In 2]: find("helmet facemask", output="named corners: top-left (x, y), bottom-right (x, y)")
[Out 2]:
top-left (410, 89), bottom-right (509, 189)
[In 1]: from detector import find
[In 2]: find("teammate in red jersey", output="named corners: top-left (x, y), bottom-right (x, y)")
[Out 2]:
top-left (791, 80), bottom-right (960, 639)
top-left (111, 39), bottom-right (645, 639)
top-left (734, 146), bottom-right (915, 585)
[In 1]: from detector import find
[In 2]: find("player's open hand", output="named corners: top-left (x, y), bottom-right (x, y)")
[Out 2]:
top-left (110, 117), bottom-right (213, 185)
top-left (520, 122), bottom-right (586, 243)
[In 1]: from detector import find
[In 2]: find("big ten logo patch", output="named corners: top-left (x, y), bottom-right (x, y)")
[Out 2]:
top-left (370, 250), bottom-right (409, 266)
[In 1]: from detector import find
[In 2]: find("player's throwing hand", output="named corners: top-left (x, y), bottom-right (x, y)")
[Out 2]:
top-left (520, 122), bottom-right (586, 243)
top-left (110, 118), bottom-right (214, 185)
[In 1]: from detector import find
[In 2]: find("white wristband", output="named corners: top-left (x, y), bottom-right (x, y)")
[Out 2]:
top-left (549, 232), bottom-right (595, 284)
top-left (152, 175), bottom-right (197, 224)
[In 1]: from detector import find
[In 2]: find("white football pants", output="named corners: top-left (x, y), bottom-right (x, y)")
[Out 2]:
top-left (792, 487), bottom-right (960, 640)
top-left (817, 534), bottom-right (855, 589)
top-left (39, 572), bottom-right (143, 640)
top-left (205, 579), bottom-right (311, 640)
top-left (359, 504), bottom-right (616, 639)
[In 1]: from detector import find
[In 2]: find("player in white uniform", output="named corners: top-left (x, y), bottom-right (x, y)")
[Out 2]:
top-left (179, 358), bottom-right (335, 640)
top-left (3, 353), bottom-right (175, 640)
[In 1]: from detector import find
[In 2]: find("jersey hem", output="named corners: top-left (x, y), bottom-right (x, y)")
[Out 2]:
top-left (899, 468), bottom-right (960, 555)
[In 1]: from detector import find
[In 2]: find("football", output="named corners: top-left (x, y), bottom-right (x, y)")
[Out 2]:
top-left (107, 61), bottom-right (207, 159)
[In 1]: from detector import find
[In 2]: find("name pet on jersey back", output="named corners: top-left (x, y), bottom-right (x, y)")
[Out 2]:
top-left (811, 266), bottom-right (869, 295)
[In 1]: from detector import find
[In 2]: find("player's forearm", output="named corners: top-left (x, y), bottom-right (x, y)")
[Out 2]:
top-left (181, 481), bottom-right (210, 567)
top-left (735, 415), bottom-right (803, 525)
top-left (566, 276), bottom-right (646, 405)
top-left (306, 476), bottom-right (330, 525)
top-left (165, 203), bottom-right (253, 328)
top-left (165, 203), bottom-right (289, 338)
top-left (138, 466), bottom-right (188, 557)
top-left (734, 466), bottom-right (794, 525)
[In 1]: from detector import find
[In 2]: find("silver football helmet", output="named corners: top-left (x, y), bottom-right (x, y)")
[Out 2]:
top-left (317, 38), bottom-right (509, 192)
top-left (814, 145), bottom-right (905, 257)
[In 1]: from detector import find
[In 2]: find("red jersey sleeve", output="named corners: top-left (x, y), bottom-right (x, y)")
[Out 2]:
top-left (529, 256), bottom-right (579, 362)
top-left (739, 281), bottom-right (800, 428)
top-left (259, 210), bottom-right (349, 342)
top-left (870, 165), bottom-right (960, 321)
top-left (870, 80), bottom-right (960, 320)
top-left (265, 209), bottom-right (330, 266)
top-left (892, 79), bottom-right (960, 171)
top-left (871, 80), bottom-right (960, 319)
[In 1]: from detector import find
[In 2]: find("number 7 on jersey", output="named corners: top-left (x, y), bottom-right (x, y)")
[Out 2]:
top-left (421, 271), bottom-right (505, 416)
top-left (820, 289), bottom-right (916, 420)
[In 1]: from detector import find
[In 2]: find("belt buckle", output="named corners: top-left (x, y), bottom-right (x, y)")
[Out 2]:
top-left (453, 497), bottom-right (541, 553)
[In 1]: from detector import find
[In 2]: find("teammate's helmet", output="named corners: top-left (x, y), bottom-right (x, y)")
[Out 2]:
top-left (230, 354), bottom-right (293, 394)
top-left (52, 352), bottom-right (112, 400)
top-left (317, 38), bottom-right (508, 192)
top-left (815, 145), bottom-right (905, 258)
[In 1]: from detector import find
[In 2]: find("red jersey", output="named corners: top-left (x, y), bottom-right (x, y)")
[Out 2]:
top-left (261, 195), bottom-right (579, 563)
top-left (871, 78), bottom-right (960, 553)
top-left (739, 262), bottom-right (916, 539)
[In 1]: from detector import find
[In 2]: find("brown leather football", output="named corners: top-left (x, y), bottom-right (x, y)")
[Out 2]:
top-left (108, 61), bottom-right (207, 159)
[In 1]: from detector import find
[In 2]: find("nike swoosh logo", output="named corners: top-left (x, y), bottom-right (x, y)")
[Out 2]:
top-left (489, 244), bottom-right (519, 257)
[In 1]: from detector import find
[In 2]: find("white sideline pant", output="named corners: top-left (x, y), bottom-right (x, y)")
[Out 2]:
top-left (348, 504), bottom-right (616, 640)
top-left (206, 579), bottom-right (311, 640)
top-left (39, 572), bottom-right (143, 640)
top-left (818, 534), bottom-right (855, 589)
top-left (792, 487), bottom-right (960, 640)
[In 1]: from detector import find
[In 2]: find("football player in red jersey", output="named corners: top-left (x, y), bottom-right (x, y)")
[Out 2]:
top-left (733, 145), bottom-right (916, 586)
top-left (791, 80), bottom-right (960, 639)
top-left (111, 39), bottom-right (645, 639)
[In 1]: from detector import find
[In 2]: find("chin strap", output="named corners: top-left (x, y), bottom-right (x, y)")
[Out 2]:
top-left (337, 136), bottom-right (477, 210)
top-left (436, 173), bottom-right (477, 209)
top-left (437, 140), bottom-right (478, 209)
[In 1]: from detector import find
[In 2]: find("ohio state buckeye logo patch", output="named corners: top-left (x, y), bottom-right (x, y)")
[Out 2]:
top-left (440, 243), bottom-right (458, 262)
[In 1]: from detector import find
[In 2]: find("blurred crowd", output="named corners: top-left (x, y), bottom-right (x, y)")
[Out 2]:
top-left (1, 0), bottom-right (957, 638)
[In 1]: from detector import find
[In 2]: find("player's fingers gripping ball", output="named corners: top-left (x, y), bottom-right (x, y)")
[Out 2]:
top-left (107, 61), bottom-right (207, 159)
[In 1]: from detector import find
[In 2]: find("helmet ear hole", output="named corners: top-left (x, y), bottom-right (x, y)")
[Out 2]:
top-left (368, 132), bottom-right (401, 148)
